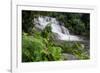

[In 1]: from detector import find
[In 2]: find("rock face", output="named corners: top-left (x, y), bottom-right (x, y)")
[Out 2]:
top-left (33, 16), bottom-right (83, 41)
top-left (62, 53), bottom-right (77, 60)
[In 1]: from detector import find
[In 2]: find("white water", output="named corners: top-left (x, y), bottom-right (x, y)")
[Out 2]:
top-left (34, 16), bottom-right (82, 41)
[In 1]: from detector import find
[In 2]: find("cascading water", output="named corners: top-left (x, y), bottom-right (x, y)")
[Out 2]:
top-left (34, 16), bottom-right (82, 41)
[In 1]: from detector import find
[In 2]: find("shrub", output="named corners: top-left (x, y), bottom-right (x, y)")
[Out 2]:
top-left (22, 32), bottom-right (63, 62)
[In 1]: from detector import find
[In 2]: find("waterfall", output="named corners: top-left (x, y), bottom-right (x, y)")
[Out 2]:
top-left (34, 16), bottom-right (82, 41)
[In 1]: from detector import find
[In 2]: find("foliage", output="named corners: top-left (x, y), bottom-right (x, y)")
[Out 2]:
top-left (41, 23), bottom-right (52, 39)
top-left (22, 31), bottom-right (63, 62)
top-left (54, 41), bottom-right (89, 59)
top-left (22, 11), bottom-right (34, 34)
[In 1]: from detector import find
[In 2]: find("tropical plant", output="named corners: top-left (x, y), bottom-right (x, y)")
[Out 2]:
top-left (22, 28), bottom-right (63, 62)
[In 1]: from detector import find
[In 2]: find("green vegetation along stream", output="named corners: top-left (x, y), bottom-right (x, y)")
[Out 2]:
top-left (22, 10), bottom-right (90, 62)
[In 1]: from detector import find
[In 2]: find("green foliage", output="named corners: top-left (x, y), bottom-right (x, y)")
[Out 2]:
top-left (41, 23), bottom-right (52, 39)
top-left (54, 41), bottom-right (89, 60)
top-left (71, 42), bottom-right (89, 59)
top-left (22, 32), bottom-right (45, 62)
top-left (48, 46), bottom-right (62, 60)
top-left (22, 31), bottom-right (63, 62)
